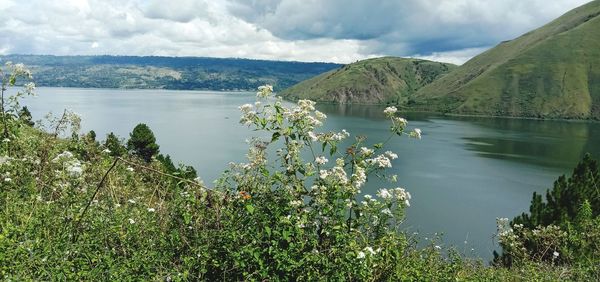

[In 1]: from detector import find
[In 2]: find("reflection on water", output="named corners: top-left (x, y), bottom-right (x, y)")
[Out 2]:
top-left (23, 88), bottom-right (600, 261)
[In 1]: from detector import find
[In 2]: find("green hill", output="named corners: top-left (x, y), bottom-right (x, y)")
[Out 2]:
top-left (0, 55), bottom-right (341, 91)
top-left (411, 0), bottom-right (600, 119)
top-left (279, 57), bottom-right (456, 104)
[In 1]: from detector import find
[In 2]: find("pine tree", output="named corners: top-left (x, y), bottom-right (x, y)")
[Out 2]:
top-left (104, 132), bottom-right (126, 157)
top-left (127, 124), bottom-right (159, 163)
top-left (18, 106), bottom-right (34, 127)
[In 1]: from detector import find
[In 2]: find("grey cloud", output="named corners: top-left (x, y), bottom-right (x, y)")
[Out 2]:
top-left (0, 0), bottom-right (593, 64)
top-left (230, 0), bottom-right (592, 55)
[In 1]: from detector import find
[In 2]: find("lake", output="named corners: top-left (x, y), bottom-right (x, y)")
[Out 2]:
top-left (22, 87), bottom-right (600, 260)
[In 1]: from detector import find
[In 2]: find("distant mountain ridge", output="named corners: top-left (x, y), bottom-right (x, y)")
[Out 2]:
top-left (0, 55), bottom-right (341, 91)
top-left (281, 0), bottom-right (600, 120)
top-left (411, 0), bottom-right (600, 119)
top-left (280, 57), bottom-right (456, 104)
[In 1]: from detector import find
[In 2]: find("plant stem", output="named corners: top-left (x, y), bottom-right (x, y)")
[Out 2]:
top-left (72, 157), bottom-right (119, 243)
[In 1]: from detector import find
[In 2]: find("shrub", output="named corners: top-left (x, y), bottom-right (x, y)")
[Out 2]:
top-left (495, 154), bottom-right (600, 270)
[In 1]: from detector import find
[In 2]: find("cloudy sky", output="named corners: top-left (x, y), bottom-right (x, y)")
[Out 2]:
top-left (0, 0), bottom-right (592, 64)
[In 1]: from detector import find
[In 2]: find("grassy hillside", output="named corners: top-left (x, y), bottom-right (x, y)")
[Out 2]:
top-left (411, 0), bottom-right (600, 119)
top-left (279, 57), bottom-right (456, 104)
top-left (0, 55), bottom-right (341, 91)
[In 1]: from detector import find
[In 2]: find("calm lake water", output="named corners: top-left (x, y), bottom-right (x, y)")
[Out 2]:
top-left (23, 87), bottom-right (600, 260)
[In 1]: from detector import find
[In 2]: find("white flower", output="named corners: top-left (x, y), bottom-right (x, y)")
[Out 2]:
top-left (290, 200), bottom-right (303, 207)
top-left (377, 188), bottom-right (392, 199)
top-left (24, 82), bottom-right (36, 93)
top-left (52, 151), bottom-right (74, 162)
top-left (2, 138), bottom-right (10, 143)
top-left (257, 85), bottom-right (273, 97)
top-left (147, 208), bottom-right (156, 212)
top-left (352, 166), bottom-right (366, 188)
top-left (383, 106), bottom-right (397, 117)
top-left (0, 155), bottom-right (10, 165)
top-left (434, 245), bottom-right (442, 250)
top-left (360, 147), bottom-right (374, 156)
top-left (258, 84), bottom-right (273, 92)
top-left (367, 155), bottom-right (392, 168)
top-left (126, 167), bottom-right (134, 172)
top-left (128, 218), bottom-right (136, 224)
top-left (315, 156), bottom-right (328, 165)
top-left (384, 151), bottom-right (398, 160)
top-left (307, 131), bottom-right (319, 142)
top-left (4, 177), bottom-right (11, 182)
top-left (238, 103), bottom-right (253, 113)
top-left (364, 246), bottom-right (376, 255)
top-left (319, 169), bottom-right (330, 179)
top-left (393, 117), bottom-right (408, 128)
top-left (357, 251), bottom-right (366, 259)
top-left (297, 99), bottom-right (316, 112)
top-left (411, 128), bottom-right (422, 139)
top-left (194, 177), bottom-right (204, 186)
top-left (67, 161), bottom-right (83, 177)
top-left (381, 208), bottom-right (393, 217)
top-left (314, 110), bottom-right (327, 121)
top-left (128, 199), bottom-right (136, 204)
top-left (553, 251), bottom-right (559, 258)
top-left (102, 148), bottom-right (112, 154)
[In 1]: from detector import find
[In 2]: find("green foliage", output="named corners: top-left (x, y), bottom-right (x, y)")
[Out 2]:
top-left (495, 154), bottom-right (600, 270)
top-left (413, 1), bottom-right (600, 119)
top-left (281, 57), bottom-right (456, 105)
top-left (103, 132), bottom-right (126, 157)
top-left (515, 154), bottom-right (600, 228)
top-left (18, 106), bottom-right (34, 127)
top-left (2, 68), bottom-right (599, 280)
top-left (127, 123), bottom-right (159, 163)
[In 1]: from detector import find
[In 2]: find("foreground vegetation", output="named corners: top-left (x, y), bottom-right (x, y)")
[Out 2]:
top-left (1, 63), bottom-right (599, 280)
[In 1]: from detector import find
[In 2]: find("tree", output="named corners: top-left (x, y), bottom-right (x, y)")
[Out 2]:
top-left (495, 154), bottom-right (600, 266)
top-left (18, 106), bottom-right (34, 126)
top-left (513, 153), bottom-right (600, 228)
top-left (127, 123), bottom-right (159, 163)
top-left (104, 132), bottom-right (126, 157)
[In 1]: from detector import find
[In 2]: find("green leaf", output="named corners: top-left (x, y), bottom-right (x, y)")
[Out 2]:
top-left (271, 132), bottom-right (281, 143)
top-left (245, 204), bottom-right (255, 214)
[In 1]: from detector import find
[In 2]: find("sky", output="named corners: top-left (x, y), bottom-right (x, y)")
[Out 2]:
top-left (0, 0), bottom-right (593, 64)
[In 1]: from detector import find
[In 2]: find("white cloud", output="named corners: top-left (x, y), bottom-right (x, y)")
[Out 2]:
top-left (412, 47), bottom-right (491, 65)
top-left (0, 0), bottom-right (593, 63)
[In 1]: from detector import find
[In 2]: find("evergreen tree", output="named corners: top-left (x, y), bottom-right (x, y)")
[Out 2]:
top-left (104, 132), bottom-right (126, 157)
top-left (127, 123), bottom-right (159, 163)
top-left (497, 154), bottom-right (600, 266)
top-left (513, 154), bottom-right (600, 228)
top-left (87, 130), bottom-right (96, 142)
top-left (18, 106), bottom-right (34, 126)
